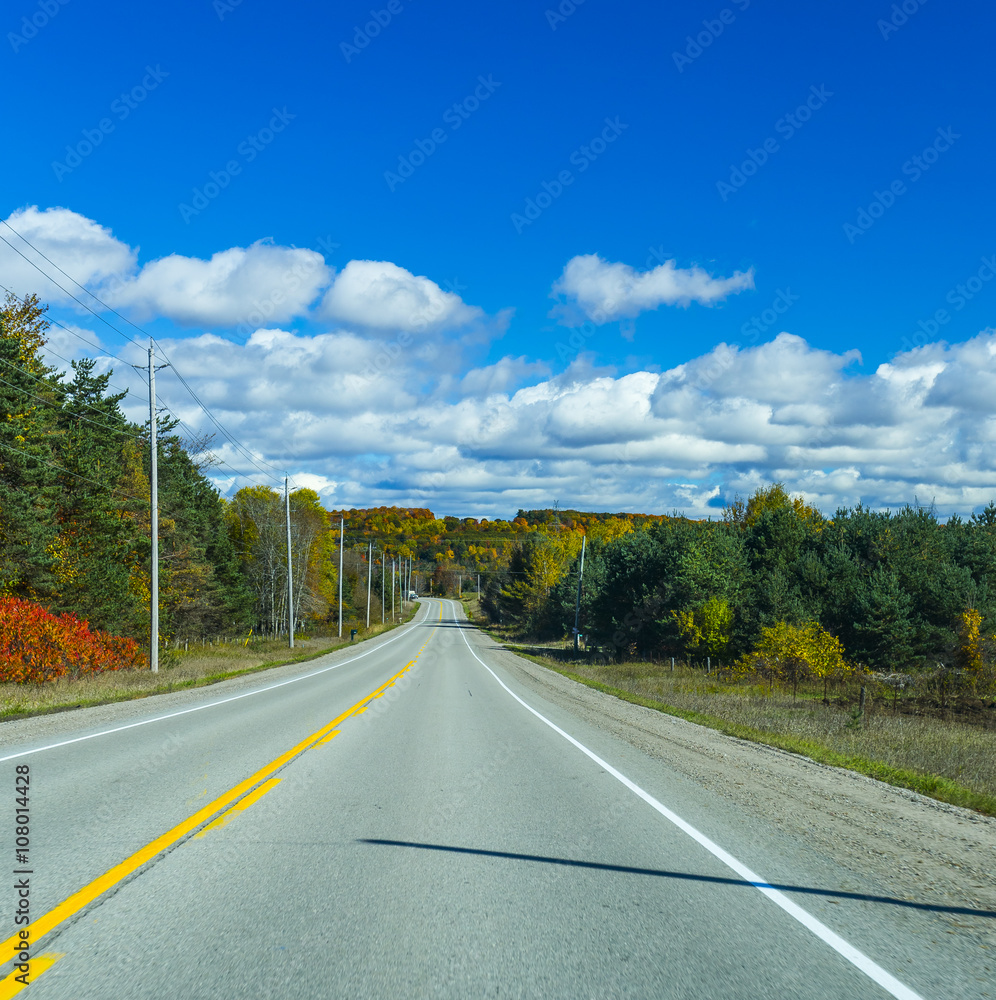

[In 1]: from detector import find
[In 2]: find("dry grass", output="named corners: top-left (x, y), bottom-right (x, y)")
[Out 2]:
top-left (507, 650), bottom-right (996, 814)
top-left (620, 663), bottom-right (996, 798)
top-left (0, 612), bottom-right (416, 721)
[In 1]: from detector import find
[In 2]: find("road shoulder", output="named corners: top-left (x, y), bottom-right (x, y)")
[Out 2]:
top-left (476, 633), bottom-right (996, 948)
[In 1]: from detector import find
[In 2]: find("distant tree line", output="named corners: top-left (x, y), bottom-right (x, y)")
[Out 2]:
top-left (1, 296), bottom-right (598, 647)
top-left (482, 484), bottom-right (996, 684)
top-left (14, 289), bottom-right (993, 685)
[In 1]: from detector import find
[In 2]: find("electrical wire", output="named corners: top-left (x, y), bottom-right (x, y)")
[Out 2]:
top-left (0, 288), bottom-right (283, 489)
top-left (2, 216), bottom-right (295, 486)
top-left (1, 218), bottom-right (150, 346)
top-left (0, 234), bottom-right (145, 349)
top-left (0, 303), bottom-right (293, 494)
top-left (0, 282), bottom-right (137, 372)
top-left (153, 354), bottom-right (289, 484)
top-left (0, 439), bottom-right (151, 509)
top-left (0, 229), bottom-right (292, 488)
top-left (0, 277), bottom-right (187, 431)
top-left (0, 372), bottom-right (140, 439)
top-left (0, 439), bottom-right (258, 543)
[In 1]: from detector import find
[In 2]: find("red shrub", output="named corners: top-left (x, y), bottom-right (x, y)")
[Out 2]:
top-left (0, 597), bottom-right (145, 682)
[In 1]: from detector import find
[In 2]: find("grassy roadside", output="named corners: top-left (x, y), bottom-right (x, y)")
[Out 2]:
top-left (0, 605), bottom-right (420, 723)
top-left (489, 632), bottom-right (996, 818)
top-left (458, 594), bottom-right (482, 619)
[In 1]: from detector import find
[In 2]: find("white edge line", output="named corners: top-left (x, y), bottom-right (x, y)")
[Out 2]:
top-left (0, 604), bottom-right (431, 762)
top-left (446, 600), bottom-right (925, 1000)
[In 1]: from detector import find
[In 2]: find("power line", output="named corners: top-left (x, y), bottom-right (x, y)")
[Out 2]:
top-left (0, 282), bottom-right (138, 372)
top-left (1, 218), bottom-right (149, 346)
top-left (0, 217), bottom-right (284, 478)
top-left (0, 371), bottom-right (140, 440)
top-left (0, 234), bottom-right (145, 349)
top-left (0, 342), bottom-right (152, 440)
top-left (0, 380), bottom-right (278, 526)
top-left (0, 290), bottom-right (281, 489)
top-left (154, 354), bottom-right (287, 484)
top-left (41, 345), bottom-right (143, 403)
top-left (0, 438), bottom-right (150, 509)
top-left (0, 289), bottom-right (181, 431)
top-left (0, 282), bottom-right (288, 490)
top-left (0, 219), bottom-right (293, 486)
top-left (0, 438), bottom-right (258, 542)
top-left (0, 362), bottom-right (279, 492)
top-left (0, 226), bottom-right (291, 488)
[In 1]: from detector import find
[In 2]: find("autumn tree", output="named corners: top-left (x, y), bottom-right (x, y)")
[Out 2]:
top-left (738, 620), bottom-right (852, 699)
top-left (227, 485), bottom-right (335, 632)
top-left (673, 596), bottom-right (734, 661)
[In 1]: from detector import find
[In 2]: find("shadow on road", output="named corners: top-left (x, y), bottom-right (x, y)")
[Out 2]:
top-left (358, 838), bottom-right (996, 919)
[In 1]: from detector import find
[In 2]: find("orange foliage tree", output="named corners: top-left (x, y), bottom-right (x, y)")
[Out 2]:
top-left (0, 596), bottom-right (144, 682)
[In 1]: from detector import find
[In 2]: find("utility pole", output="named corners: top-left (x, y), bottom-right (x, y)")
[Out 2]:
top-left (392, 557), bottom-right (396, 621)
top-left (285, 478), bottom-right (294, 648)
top-left (136, 341), bottom-right (168, 673)
top-left (458, 574), bottom-right (462, 597)
top-left (381, 551), bottom-right (385, 623)
top-left (366, 541), bottom-right (373, 628)
top-left (337, 517), bottom-right (343, 639)
top-left (573, 534), bottom-right (586, 651)
top-left (148, 342), bottom-right (159, 673)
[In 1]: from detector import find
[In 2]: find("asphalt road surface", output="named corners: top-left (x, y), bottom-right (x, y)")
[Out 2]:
top-left (0, 598), bottom-right (985, 998)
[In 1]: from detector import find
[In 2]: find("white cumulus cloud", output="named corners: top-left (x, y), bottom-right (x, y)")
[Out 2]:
top-left (16, 206), bottom-right (996, 520)
top-left (3, 207), bottom-right (504, 341)
top-left (0, 206), bottom-right (136, 304)
top-left (127, 328), bottom-right (996, 520)
top-left (320, 260), bottom-right (483, 334)
top-left (552, 252), bottom-right (755, 323)
top-left (107, 241), bottom-right (330, 328)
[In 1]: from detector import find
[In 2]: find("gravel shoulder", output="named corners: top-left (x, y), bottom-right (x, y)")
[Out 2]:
top-left (483, 638), bottom-right (996, 948)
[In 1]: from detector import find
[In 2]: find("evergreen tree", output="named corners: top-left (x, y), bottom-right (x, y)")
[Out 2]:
top-left (157, 432), bottom-right (252, 637)
top-left (852, 567), bottom-right (918, 670)
top-left (0, 296), bottom-right (61, 599)
top-left (50, 359), bottom-right (144, 633)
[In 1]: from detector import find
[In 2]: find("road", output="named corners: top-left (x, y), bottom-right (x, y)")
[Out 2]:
top-left (0, 598), bottom-right (987, 998)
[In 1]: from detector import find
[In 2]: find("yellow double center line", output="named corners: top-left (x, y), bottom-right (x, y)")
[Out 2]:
top-left (0, 608), bottom-right (439, 980)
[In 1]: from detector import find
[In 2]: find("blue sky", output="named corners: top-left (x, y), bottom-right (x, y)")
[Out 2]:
top-left (3, 0), bottom-right (995, 517)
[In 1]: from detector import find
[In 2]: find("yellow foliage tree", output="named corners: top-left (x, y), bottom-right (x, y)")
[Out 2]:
top-left (955, 608), bottom-right (994, 694)
top-left (725, 482), bottom-right (822, 531)
top-left (226, 486), bottom-right (336, 631)
top-left (672, 596), bottom-right (733, 659)
top-left (585, 518), bottom-right (634, 545)
top-left (739, 620), bottom-right (852, 699)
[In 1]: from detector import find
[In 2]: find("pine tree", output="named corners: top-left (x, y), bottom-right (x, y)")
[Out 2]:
top-left (0, 296), bottom-right (61, 599)
top-left (50, 359), bottom-right (144, 633)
